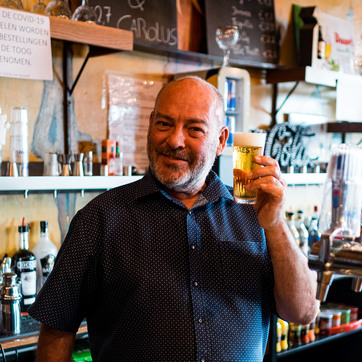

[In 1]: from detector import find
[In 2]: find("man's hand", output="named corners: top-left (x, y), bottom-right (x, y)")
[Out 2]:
top-left (245, 155), bottom-right (287, 231)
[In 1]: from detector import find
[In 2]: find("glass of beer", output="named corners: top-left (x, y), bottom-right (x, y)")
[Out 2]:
top-left (233, 132), bottom-right (266, 204)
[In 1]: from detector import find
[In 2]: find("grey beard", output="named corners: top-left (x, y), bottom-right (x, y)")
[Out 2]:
top-left (148, 147), bottom-right (218, 195)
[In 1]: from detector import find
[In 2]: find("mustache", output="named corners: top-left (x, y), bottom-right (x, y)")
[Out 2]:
top-left (156, 146), bottom-right (193, 162)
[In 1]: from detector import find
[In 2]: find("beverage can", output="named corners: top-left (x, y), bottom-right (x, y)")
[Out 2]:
top-left (224, 79), bottom-right (236, 111)
top-left (225, 115), bottom-right (235, 147)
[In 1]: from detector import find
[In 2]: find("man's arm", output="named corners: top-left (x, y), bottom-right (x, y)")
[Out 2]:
top-left (247, 155), bottom-right (320, 324)
top-left (264, 220), bottom-right (319, 324)
top-left (36, 324), bottom-right (76, 362)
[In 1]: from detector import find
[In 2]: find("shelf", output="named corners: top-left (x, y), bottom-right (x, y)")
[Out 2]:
top-left (266, 66), bottom-right (339, 87)
top-left (326, 122), bottom-right (362, 133)
top-left (0, 176), bottom-right (142, 192)
top-left (277, 326), bottom-right (362, 358)
top-left (48, 16), bottom-right (133, 52)
top-left (133, 40), bottom-right (278, 70)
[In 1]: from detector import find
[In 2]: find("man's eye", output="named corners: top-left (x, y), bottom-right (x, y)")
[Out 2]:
top-left (188, 127), bottom-right (205, 137)
top-left (156, 121), bottom-right (171, 129)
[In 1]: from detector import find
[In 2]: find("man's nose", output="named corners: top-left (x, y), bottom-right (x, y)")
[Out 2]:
top-left (167, 126), bottom-right (186, 149)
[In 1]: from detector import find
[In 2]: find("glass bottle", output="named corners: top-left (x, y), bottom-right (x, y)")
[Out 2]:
top-left (276, 320), bottom-right (282, 352)
top-left (296, 210), bottom-right (309, 255)
top-left (278, 319), bottom-right (289, 351)
top-left (12, 224), bottom-right (37, 312)
top-left (286, 211), bottom-right (301, 247)
top-left (288, 323), bottom-right (302, 347)
top-left (32, 221), bottom-right (58, 293)
top-left (308, 206), bottom-right (321, 250)
top-left (317, 26), bottom-right (325, 60)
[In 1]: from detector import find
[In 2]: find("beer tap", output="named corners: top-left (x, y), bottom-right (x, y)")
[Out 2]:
top-left (308, 144), bottom-right (362, 302)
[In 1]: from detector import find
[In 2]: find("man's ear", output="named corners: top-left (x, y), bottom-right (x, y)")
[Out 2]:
top-left (148, 111), bottom-right (154, 133)
top-left (216, 126), bottom-right (229, 156)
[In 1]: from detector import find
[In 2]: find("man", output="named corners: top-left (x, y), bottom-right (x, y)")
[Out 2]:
top-left (29, 76), bottom-right (319, 361)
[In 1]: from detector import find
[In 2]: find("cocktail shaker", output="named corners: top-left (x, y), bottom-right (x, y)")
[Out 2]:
top-left (58, 153), bottom-right (72, 176)
top-left (73, 153), bottom-right (84, 176)
top-left (1, 272), bottom-right (21, 335)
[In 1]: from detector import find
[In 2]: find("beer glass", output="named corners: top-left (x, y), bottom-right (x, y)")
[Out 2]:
top-left (233, 132), bottom-right (266, 204)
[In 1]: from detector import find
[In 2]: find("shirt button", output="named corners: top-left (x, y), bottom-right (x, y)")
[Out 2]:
top-left (191, 245), bottom-right (196, 250)
top-left (198, 318), bottom-right (203, 324)
top-left (201, 359), bottom-right (206, 362)
top-left (188, 210), bottom-right (192, 215)
top-left (193, 281), bottom-right (199, 287)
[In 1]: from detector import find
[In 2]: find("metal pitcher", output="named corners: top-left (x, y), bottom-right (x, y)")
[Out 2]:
top-left (1, 272), bottom-right (21, 335)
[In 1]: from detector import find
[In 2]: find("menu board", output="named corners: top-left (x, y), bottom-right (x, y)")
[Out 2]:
top-left (204, 0), bottom-right (278, 66)
top-left (89, 0), bottom-right (177, 49)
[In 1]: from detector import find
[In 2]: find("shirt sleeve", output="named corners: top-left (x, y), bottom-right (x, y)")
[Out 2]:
top-left (28, 209), bottom-right (100, 333)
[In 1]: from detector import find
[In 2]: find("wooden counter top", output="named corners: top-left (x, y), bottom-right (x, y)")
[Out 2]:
top-left (0, 324), bottom-right (88, 351)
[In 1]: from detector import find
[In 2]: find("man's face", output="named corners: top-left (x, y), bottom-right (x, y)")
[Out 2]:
top-left (147, 79), bottom-right (225, 195)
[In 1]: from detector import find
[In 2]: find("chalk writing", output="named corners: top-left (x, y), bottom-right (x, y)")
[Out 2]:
top-left (205, 0), bottom-right (278, 65)
top-left (90, 0), bottom-right (177, 48)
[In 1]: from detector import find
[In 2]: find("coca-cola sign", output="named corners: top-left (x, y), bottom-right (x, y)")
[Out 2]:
top-left (264, 123), bottom-right (316, 168)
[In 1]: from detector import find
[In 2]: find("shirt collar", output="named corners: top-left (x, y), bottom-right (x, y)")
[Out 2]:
top-left (136, 169), bottom-right (234, 204)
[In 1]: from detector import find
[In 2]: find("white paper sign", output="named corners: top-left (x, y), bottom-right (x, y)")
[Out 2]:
top-left (0, 7), bottom-right (52, 80)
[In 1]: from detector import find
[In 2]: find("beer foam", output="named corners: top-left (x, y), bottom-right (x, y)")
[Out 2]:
top-left (233, 132), bottom-right (266, 147)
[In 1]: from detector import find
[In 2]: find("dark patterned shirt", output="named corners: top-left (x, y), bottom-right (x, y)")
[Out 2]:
top-left (28, 170), bottom-right (275, 362)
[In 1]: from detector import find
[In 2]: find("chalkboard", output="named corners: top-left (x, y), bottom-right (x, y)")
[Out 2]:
top-left (204, 0), bottom-right (278, 65)
top-left (89, 0), bottom-right (178, 49)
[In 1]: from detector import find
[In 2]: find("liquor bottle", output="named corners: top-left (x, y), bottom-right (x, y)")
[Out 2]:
top-left (317, 25), bottom-right (325, 60)
top-left (296, 210), bottom-right (309, 255)
top-left (308, 206), bottom-right (321, 250)
top-left (286, 211), bottom-right (301, 247)
top-left (114, 142), bottom-right (123, 176)
top-left (12, 223), bottom-right (37, 312)
top-left (32, 221), bottom-right (58, 293)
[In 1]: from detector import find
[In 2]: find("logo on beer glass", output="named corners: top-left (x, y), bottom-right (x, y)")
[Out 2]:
top-left (233, 132), bottom-right (266, 204)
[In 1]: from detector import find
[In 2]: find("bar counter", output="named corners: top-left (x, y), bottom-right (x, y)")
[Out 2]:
top-left (0, 315), bottom-right (88, 356)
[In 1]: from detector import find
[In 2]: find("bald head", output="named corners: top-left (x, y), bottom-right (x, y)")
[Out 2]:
top-left (154, 76), bottom-right (225, 130)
